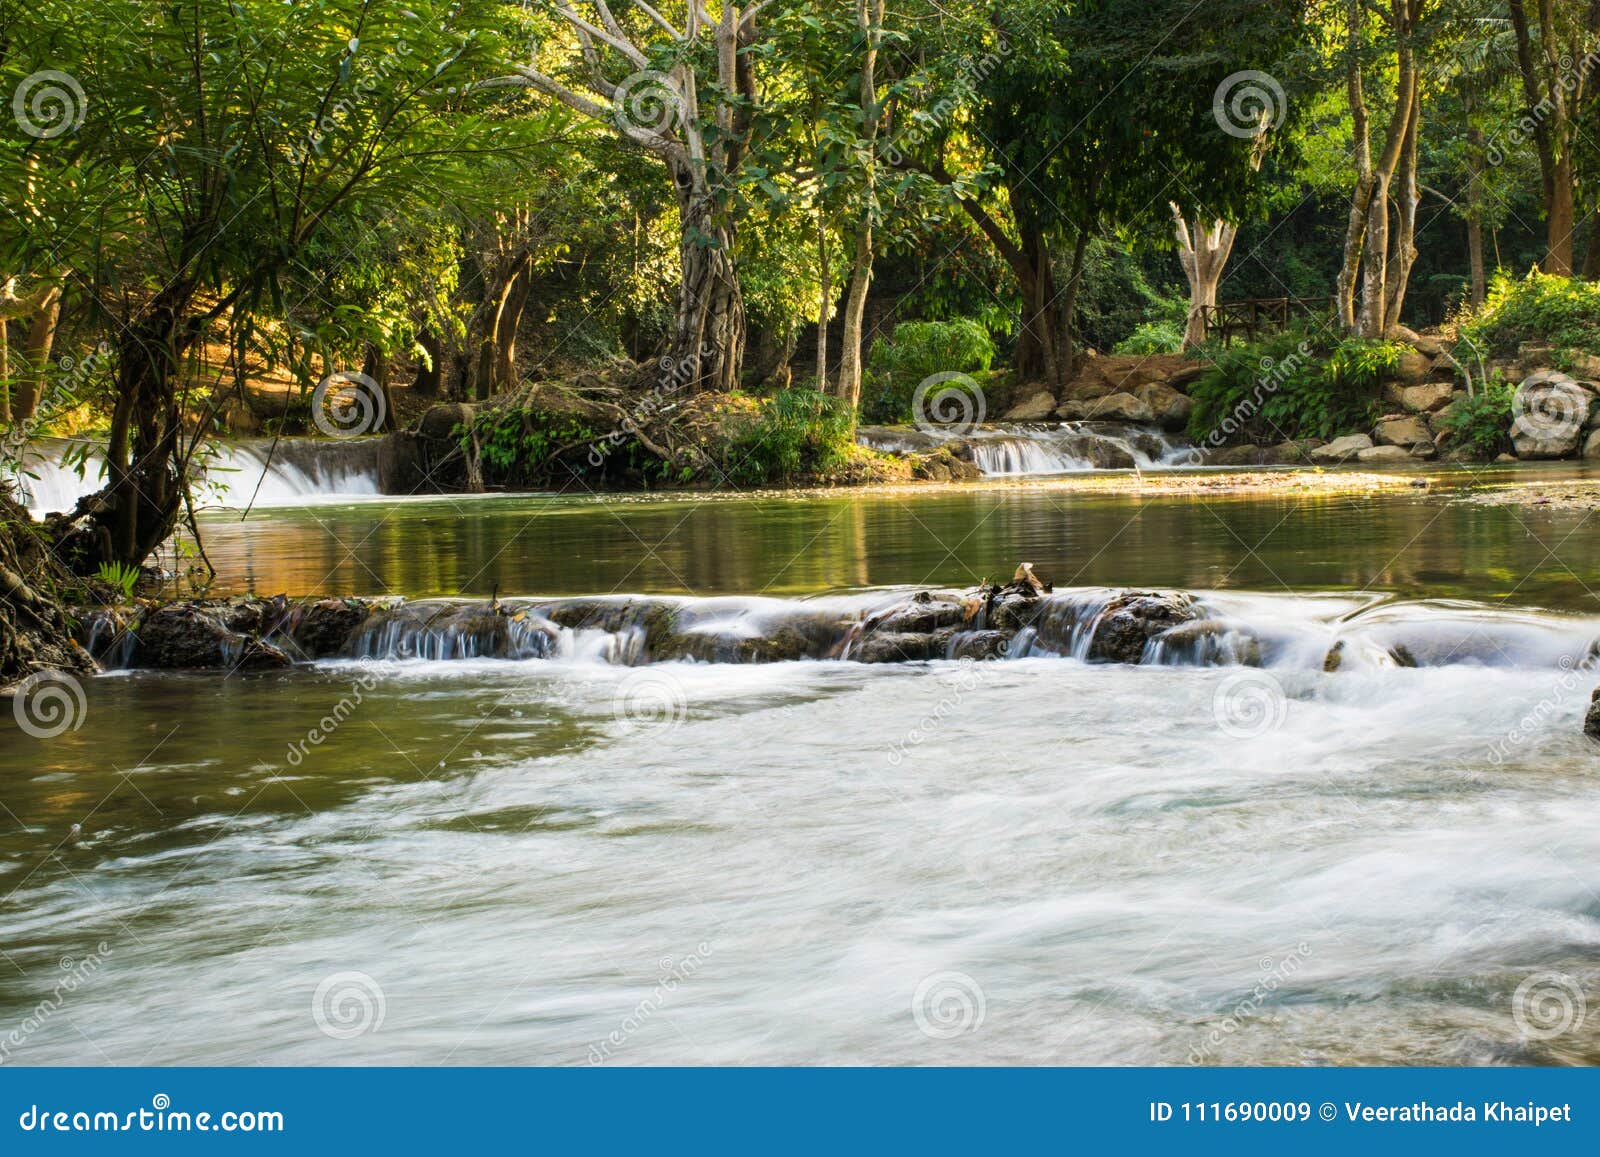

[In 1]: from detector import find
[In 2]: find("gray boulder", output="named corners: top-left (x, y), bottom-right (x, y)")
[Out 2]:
top-left (1310, 433), bottom-right (1373, 463)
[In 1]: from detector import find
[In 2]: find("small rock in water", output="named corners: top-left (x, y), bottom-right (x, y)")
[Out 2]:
top-left (1586, 688), bottom-right (1600, 742)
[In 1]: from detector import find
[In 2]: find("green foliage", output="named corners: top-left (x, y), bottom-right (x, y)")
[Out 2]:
top-left (1434, 376), bottom-right (1514, 455)
top-left (714, 390), bottom-right (858, 486)
top-left (1114, 321), bottom-right (1185, 355)
top-left (1186, 329), bottom-right (1404, 443)
top-left (464, 405), bottom-right (606, 487)
top-left (94, 561), bottom-right (139, 601)
top-left (861, 319), bottom-right (995, 423)
top-left (1458, 272), bottom-right (1600, 358)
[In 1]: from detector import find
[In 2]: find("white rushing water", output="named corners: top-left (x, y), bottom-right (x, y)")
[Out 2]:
top-left (4, 588), bottom-right (1599, 1065)
top-left (9, 437), bottom-right (381, 516)
top-left (856, 423), bottom-right (1201, 476)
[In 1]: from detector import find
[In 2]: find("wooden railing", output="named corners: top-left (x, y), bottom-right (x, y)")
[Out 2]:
top-left (1200, 297), bottom-right (1334, 344)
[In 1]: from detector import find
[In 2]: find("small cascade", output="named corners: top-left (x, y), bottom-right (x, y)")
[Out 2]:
top-left (855, 423), bottom-right (1200, 477)
top-left (8, 436), bottom-right (382, 517)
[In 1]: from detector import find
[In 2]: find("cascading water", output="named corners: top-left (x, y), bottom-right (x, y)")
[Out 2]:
top-left (8, 436), bottom-right (381, 517)
top-left (855, 423), bottom-right (1201, 476)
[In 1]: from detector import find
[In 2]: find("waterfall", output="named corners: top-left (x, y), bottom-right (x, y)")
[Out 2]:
top-left (855, 423), bottom-right (1201, 476)
top-left (8, 437), bottom-right (381, 517)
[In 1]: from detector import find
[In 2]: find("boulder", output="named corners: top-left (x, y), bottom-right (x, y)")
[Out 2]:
top-left (1062, 377), bottom-right (1118, 403)
top-left (1002, 389), bottom-right (1059, 422)
top-left (1392, 382), bottom-right (1456, 413)
top-left (1373, 416), bottom-right (1432, 447)
top-left (1586, 687), bottom-right (1600, 742)
top-left (1133, 382), bottom-right (1194, 431)
top-left (417, 403), bottom-right (477, 440)
top-left (133, 604), bottom-right (291, 670)
top-left (1081, 592), bottom-right (1200, 664)
top-left (1054, 400), bottom-right (1088, 421)
top-left (1510, 370), bottom-right (1590, 459)
top-left (1389, 349), bottom-right (1435, 386)
top-left (1082, 392), bottom-right (1155, 423)
top-left (1410, 440), bottom-right (1438, 460)
top-left (1206, 444), bottom-right (1270, 467)
top-left (1267, 439), bottom-right (1321, 465)
top-left (1357, 444), bottom-right (1413, 463)
top-left (1584, 429), bottom-right (1600, 459)
top-left (1309, 433), bottom-right (1373, 464)
top-left (377, 432), bottom-right (430, 494)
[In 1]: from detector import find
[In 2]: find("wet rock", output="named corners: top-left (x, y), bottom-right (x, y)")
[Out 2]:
top-left (289, 598), bottom-right (374, 658)
top-left (1310, 433), bottom-right (1373, 463)
top-left (1082, 592), bottom-right (1199, 664)
top-left (1586, 688), bottom-right (1600, 742)
top-left (853, 629), bottom-right (959, 663)
top-left (1001, 389), bottom-right (1058, 421)
top-left (1150, 620), bottom-right (1263, 667)
top-left (1206, 444), bottom-right (1270, 467)
top-left (949, 630), bottom-right (1013, 661)
top-left (134, 604), bottom-right (291, 670)
top-left (1410, 440), bottom-right (1438, 460)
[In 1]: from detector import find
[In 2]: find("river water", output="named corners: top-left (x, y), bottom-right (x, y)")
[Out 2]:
top-left (3, 471), bottom-right (1599, 1065)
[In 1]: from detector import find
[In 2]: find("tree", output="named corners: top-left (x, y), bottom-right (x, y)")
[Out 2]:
top-left (1334, 0), bottom-right (1428, 337)
top-left (0, 0), bottom-right (507, 568)
top-left (1506, 0), bottom-right (1599, 276)
top-left (489, 2), bottom-right (776, 394)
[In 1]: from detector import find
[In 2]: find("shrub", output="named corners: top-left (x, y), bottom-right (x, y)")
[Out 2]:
top-left (861, 319), bottom-right (995, 424)
top-left (1114, 320), bottom-right (1185, 355)
top-left (1458, 271), bottom-right (1600, 358)
top-left (1433, 376), bottom-right (1514, 456)
top-left (1186, 328), bottom-right (1404, 444)
top-left (713, 389), bottom-right (857, 486)
top-left (463, 403), bottom-right (606, 487)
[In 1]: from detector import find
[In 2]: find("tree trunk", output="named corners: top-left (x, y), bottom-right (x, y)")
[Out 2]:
top-left (672, 175), bottom-right (745, 394)
top-left (1384, 95), bottom-right (1421, 331)
top-left (815, 213), bottom-right (830, 390)
top-left (1547, 151), bottom-right (1576, 276)
top-left (414, 329), bottom-right (442, 397)
top-left (493, 254), bottom-right (534, 391)
top-left (82, 303), bottom-right (192, 569)
top-left (361, 345), bottom-right (396, 434)
top-left (1466, 123), bottom-right (1487, 306)
top-left (1173, 206), bottom-right (1237, 349)
top-left (837, 223), bottom-right (873, 412)
top-left (14, 287), bottom-right (61, 421)
top-left (1011, 217), bottom-right (1069, 388)
top-left (0, 321), bottom-right (10, 425)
